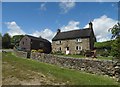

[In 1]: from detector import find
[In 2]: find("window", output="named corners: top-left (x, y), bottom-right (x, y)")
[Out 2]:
top-left (22, 41), bottom-right (24, 45)
top-left (59, 47), bottom-right (61, 51)
top-left (66, 47), bottom-right (69, 50)
top-left (76, 46), bottom-right (79, 50)
top-left (76, 38), bottom-right (82, 42)
top-left (56, 41), bottom-right (62, 44)
top-left (76, 46), bottom-right (82, 50)
top-left (59, 41), bottom-right (61, 44)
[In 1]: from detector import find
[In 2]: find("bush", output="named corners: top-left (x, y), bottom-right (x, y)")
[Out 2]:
top-left (31, 49), bottom-right (44, 53)
top-left (31, 50), bottom-right (37, 53)
top-left (53, 51), bottom-right (64, 55)
top-left (100, 51), bottom-right (109, 57)
top-left (38, 49), bottom-right (44, 53)
top-left (79, 50), bottom-right (85, 55)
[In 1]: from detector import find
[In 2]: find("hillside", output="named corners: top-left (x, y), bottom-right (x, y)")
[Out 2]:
top-left (94, 40), bottom-right (113, 49)
top-left (94, 40), bottom-right (114, 57)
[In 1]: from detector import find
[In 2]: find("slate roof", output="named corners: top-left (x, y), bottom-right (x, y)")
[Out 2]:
top-left (52, 28), bottom-right (92, 41)
top-left (26, 35), bottom-right (50, 43)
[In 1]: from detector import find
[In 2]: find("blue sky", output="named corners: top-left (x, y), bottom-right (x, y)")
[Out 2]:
top-left (2, 2), bottom-right (118, 42)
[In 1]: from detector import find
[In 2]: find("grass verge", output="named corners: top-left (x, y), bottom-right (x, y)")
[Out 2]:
top-left (2, 52), bottom-right (120, 86)
top-left (55, 54), bottom-right (113, 60)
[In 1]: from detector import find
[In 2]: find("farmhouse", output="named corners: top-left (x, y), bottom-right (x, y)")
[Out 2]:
top-left (52, 22), bottom-right (96, 54)
top-left (19, 35), bottom-right (51, 53)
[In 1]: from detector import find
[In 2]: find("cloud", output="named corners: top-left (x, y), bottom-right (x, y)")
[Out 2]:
top-left (31, 29), bottom-right (56, 42)
top-left (40, 3), bottom-right (46, 11)
top-left (84, 15), bottom-right (117, 42)
top-left (59, 0), bottom-right (75, 14)
top-left (5, 21), bottom-right (26, 37)
top-left (5, 21), bottom-right (55, 42)
top-left (60, 20), bottom-right (80, 32)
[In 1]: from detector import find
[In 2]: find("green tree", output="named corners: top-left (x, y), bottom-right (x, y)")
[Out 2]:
top-left (2, 33), bottom-right (11, 49)
top-left (109, 23), bottom-right (120, 60)
top-left (11, 35), bottom-right (24, 47)
top-left (109, 22), bottom-right (120, 82)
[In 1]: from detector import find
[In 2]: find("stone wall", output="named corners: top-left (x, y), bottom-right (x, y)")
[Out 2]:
top-left (31, 52), bottom-right (116, 77)
top-left (13, 48), bottom-right (28, 58)
top-left (52, 38), bottom-right (90, 54)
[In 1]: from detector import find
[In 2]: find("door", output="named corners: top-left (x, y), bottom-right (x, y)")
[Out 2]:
top-left (66, 47), bottom-right (70, 55)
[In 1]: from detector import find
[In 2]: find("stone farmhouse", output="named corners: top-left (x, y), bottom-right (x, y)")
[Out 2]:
top-left (19, 35), bottom-right (52, 54)
top-left (52, 22), bottom-right (96, 54)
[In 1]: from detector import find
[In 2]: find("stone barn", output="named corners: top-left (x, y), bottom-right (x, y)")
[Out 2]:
top-left (19, 35), bottom-right (51, 54)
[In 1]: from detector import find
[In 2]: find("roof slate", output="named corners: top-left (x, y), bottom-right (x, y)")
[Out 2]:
top-left (26, 35), bottom-right (50, 43)
top-left (52, 28), bottom-right (92, 41)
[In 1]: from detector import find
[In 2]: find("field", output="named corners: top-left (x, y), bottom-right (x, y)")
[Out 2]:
top-left (2, 52), bottom-right (120, 86)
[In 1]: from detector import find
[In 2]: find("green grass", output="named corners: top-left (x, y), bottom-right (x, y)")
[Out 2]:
top-left (2, 52), bottom-right (120, 86)
top-left (55, 54), bottom-right (113, 60)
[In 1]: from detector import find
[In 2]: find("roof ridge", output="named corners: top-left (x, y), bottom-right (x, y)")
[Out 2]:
top-left (25, 34), bottom-right (50, 43)
top-left (52, 28), bottom-right (92, 41)
top-left (60, 28), bottom-right (90, 33)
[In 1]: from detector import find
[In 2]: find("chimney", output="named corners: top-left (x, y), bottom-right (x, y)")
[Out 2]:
top-left (57, 29), bottom-right (61, 34)
top-left (89, 21), bottom-right (93, 29)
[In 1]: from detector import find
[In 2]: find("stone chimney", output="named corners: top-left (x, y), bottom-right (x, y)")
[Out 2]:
top-left (89, 21), bottom-right (93, 29)
top-left (57, 29), bottom-right (61, 34)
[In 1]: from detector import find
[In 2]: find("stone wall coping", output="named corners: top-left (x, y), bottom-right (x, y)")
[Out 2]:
top-left (53, 54), bottom-right (113, 62)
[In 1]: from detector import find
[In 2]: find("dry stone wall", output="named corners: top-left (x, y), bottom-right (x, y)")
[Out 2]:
top-left (14, 50), bottom-right (120, 81)
top-left (13, 48), bottom-right (28, 58)
top-left (31, 52), bottom-right (116, 77)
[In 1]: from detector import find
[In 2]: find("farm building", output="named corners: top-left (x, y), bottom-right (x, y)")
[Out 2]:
top-left (19, 35), bottom-right (51, 54)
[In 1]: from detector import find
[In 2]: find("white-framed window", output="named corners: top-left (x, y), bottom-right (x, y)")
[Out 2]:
top-left (56, 41), bottom-right (62, 44)
top-left (76, 46), bottom-right (82, 50)
top-left (76, 38), bottom-right (82, 42)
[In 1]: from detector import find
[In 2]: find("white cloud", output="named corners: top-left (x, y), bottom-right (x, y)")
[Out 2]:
top-left (84, 15), bottom-right (117, 42)
top-left (5, 21), bottom-right (55, 42)
top-left (61, 20), bottom-right (80, 32)
top-left (59, 0), bottom-right (75, 14)
top-left (5, 21), bottom-right (26, 37)
top-left (40, 3), bottom-right (46, 11)
top-left (31, 29), bottom-right (56, 42)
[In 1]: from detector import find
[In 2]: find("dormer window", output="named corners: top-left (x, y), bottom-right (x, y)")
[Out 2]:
top-left (76, 38), bottom-right (82, 42)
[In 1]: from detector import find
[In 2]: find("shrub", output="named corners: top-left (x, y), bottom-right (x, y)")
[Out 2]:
top-left (54, 51), bottom-right (64, 55)
top-left (38, 49), bottom-right (44, 53)
top-left (31, 50), bottom-right (37, 53)
top-left (100, 51), bottom-right (109, 57)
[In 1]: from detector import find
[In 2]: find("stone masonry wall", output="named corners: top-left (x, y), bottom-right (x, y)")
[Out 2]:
top-left (13, 48), bottom-right (28, 58)
top-left (52, 38), bottom-right (90, 54)
top-left (31, 52), bottom-right (116, 77)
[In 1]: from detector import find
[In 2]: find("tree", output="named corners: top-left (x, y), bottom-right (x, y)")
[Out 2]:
top-left (11, 35), bottom-right (24, 47)
top-left (109, 22), bottom-right (120, 82)
top-left (2, 33), bottom-right (11, 48)
top-left (109, 23), bottom-right (120, 60)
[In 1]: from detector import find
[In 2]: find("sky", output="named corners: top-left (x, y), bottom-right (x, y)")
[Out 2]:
top-left (2, 1), bottom-right (118, 42)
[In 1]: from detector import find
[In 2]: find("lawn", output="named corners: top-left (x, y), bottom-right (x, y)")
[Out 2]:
top-left (56, 54), bottom-right (113, 60)
top-left (2, 52), bottom-right (120, 86)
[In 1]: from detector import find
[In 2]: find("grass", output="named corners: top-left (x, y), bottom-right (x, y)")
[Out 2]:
top-left (2, 52), bottom-right (120, 86)
top-left (55, 54), bottom-right (113, 60)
